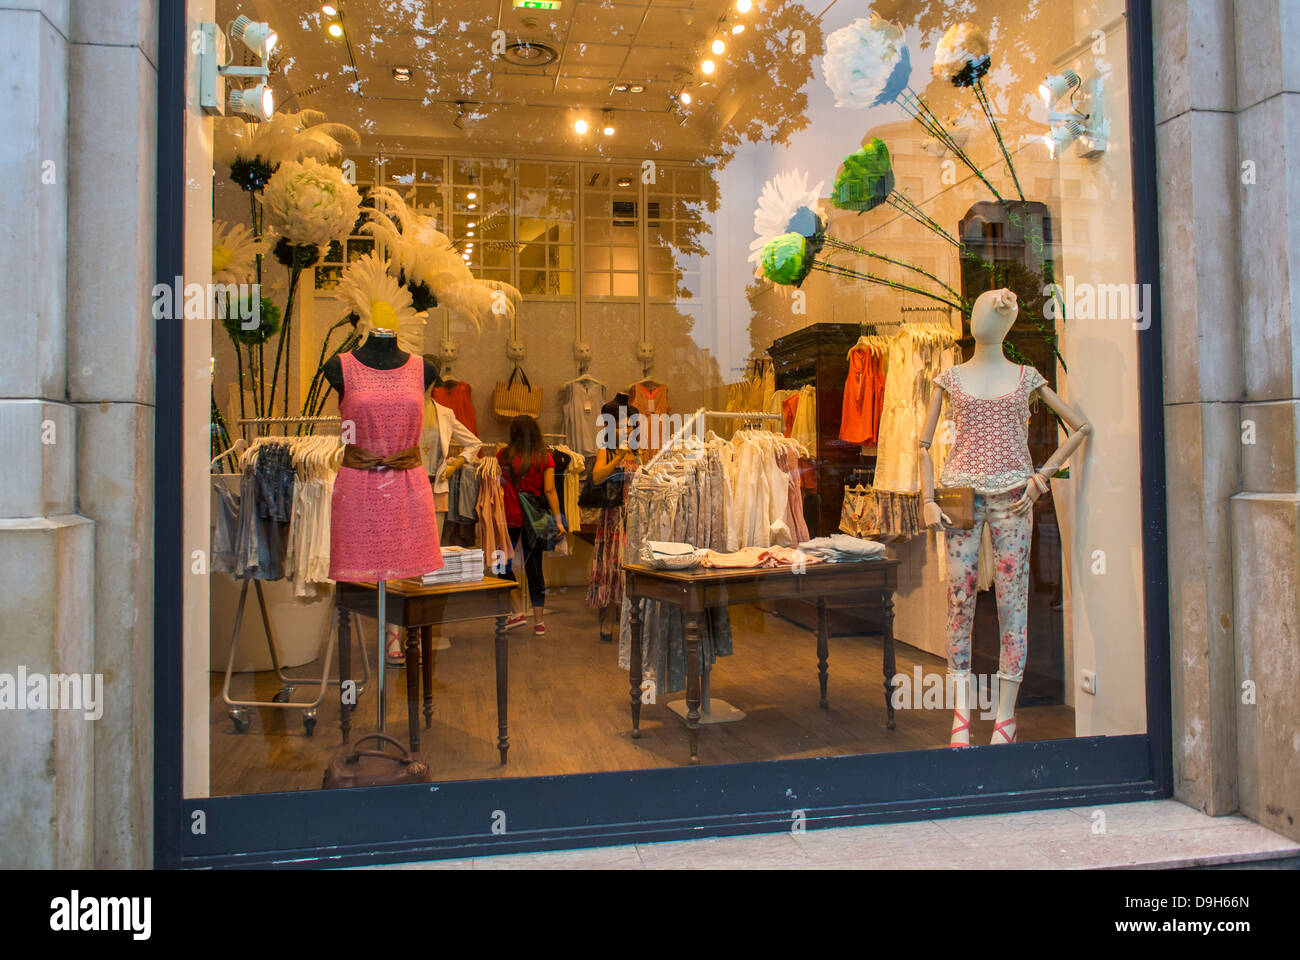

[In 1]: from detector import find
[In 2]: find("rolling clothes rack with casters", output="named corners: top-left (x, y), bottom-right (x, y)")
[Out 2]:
top-left (220, 415), bottom-right (370, 736)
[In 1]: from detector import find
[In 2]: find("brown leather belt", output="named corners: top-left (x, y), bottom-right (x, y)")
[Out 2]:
top-left (342, 444), bottom-right (423, 471)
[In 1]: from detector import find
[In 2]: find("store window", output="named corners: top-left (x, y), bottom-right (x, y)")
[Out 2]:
top-left (188, 0), bottom-right (1154, 828)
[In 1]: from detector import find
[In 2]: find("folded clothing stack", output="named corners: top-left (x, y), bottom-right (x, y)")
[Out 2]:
top-left (639, 540), bottom-right (707, 570)
top-left (796, 534), bottom-right (888, 562)
top-left (421, 547), bottom-right (485, 585)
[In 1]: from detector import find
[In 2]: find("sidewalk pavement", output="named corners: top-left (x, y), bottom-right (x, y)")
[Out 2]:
top-left (360, 799), bottom-right (1300, 870)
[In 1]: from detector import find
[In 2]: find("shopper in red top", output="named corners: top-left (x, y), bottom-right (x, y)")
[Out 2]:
top-left (497, 416), bottom-right (565, 635)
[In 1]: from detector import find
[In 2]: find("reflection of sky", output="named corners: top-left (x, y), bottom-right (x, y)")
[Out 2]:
top-left (712, 3), bottom-right (904, 379)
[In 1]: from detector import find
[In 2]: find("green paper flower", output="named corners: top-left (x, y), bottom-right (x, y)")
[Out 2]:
top-left (220, 296), bottom-right (282, 346)
top-left (762, 233), bottom-right (813, 287)
top-left (833, 138), bottom-right (896, 213)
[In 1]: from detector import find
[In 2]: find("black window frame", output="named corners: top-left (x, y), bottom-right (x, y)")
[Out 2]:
top-left (154, 0), bottom-right (1171, 869)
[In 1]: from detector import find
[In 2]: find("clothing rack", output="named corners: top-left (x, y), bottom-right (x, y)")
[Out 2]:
top-left (237, 415), bottom-right (343, 437)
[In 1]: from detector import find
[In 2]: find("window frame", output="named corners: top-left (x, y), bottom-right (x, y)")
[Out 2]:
top-left (154, 0), bottom-right (1171, 869)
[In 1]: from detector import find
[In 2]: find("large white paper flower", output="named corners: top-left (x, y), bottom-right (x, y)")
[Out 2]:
top-left (211, 219), bottom-right (264, 284)
top-left (932, 22), bottom-right (990, 86)
top-left (262, 158), bottom-right (363, 249)
top-left (215, 110), bottom-right (361, 171)
top-left (336, 253), bottom-right (427, 354)
top-left (362, 186), bottom-right (522, 331)
top-left (747, 170), bottom-right (824, 265)
top-left (823, 12), bottom-right (912, 109)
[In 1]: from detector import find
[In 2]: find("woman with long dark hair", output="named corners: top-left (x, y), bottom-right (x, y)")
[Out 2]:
top-left (497, 415), bottom-right (565, 635)
top-left (586, 398), bottom-right (641, 643)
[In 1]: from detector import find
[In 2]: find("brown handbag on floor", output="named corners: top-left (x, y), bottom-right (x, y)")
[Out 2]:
top-left (934, 486), bottom-right (975, 529)
top-left (323, 733), bottom-right (430, 789)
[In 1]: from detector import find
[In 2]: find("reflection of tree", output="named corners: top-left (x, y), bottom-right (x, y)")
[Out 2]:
top-left (712, 1), bottom-right (825, 169)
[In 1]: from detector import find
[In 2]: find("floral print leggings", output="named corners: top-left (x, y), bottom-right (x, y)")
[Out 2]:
top-left (944, 486), bottom-right (1032, 681)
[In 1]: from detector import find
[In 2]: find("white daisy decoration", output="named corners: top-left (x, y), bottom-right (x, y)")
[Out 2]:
top-left (747, 169), bottom-right (825, 265)
top-left (336, 253), bottom-right (427, 355)
top-left (211, 220), bottom-right (265, 284)
top-left (823, 12), bottom-right (912, 109)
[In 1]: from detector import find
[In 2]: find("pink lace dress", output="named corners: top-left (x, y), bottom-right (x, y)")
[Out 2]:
top-left (329, 353), bottom-right (444, 581)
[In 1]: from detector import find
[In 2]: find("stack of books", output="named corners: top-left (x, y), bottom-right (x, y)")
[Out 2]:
top-left (421, 548), bottom-right (485, 586)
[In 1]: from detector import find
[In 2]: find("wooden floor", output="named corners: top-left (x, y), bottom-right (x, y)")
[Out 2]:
top-left (209, 587), bottom-right (1076, 796)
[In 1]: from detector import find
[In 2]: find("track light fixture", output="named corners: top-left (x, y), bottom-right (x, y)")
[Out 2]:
top-left (198, 13), bottom-right (279, 120)
top-left (232, 15), bottom-right (278, 58)
top-left (1038, 70), bottom-right (1081, 107)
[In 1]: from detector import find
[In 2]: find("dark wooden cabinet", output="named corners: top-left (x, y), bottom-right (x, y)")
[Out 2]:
top-left (767, 323), bottom-right (878, 637)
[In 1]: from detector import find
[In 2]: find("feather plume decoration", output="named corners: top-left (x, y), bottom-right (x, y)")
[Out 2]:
top-left (215, 110), bottom-right (361, 173)
top-left (362, 186), bottom-right (522, 331)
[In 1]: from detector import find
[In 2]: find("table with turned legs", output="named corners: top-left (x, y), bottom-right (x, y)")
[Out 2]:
top-left (336, 577), bottom-right (516, 763)
top-left (621, 558), bottom-right (901, 765)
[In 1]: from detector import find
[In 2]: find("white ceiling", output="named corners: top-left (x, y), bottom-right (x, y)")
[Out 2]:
top-left (223, 0), bottom-right (755, 158)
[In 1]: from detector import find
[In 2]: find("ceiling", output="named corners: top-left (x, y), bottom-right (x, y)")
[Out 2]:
top-left (222, 0), bottom-right (762, 159)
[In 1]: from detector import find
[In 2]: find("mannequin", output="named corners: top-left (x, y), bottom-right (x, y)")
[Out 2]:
top-left (327, 323), bottom-right (444, 728)
top-left (323, 331), bottom-right (439, 399)
top-left (918, 288), bottom-right (1091, 747)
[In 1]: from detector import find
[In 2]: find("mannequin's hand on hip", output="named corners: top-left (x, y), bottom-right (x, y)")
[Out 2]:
top-left (1011, 483), bottom-right (1040, 516)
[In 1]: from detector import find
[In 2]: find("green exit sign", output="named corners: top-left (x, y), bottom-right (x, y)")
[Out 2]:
top-left (513, 0), bottom-right (561, 8)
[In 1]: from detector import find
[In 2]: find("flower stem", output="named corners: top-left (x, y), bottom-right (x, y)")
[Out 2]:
top-left (266, 264), bottom-right (304, 420)
top-left (811, 259), bottom-right (968, 316)
top-left (822, 236), bottom-right (968, 308)
top-left (885, 193), bottom-right (962, 247)
top-left (972, 78), bottom-right (1025, 201)
top-left (900, 87), bottom-right (1005, 203)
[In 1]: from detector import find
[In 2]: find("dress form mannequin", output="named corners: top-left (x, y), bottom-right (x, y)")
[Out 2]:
top-left (326, 326), bottom-right (442, 730)
top-left (918, 288), bottom-right (1092, 747)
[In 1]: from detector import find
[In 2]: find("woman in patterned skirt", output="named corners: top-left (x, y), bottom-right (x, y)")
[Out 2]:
top-left (586, 398), bottom-right (640, 642)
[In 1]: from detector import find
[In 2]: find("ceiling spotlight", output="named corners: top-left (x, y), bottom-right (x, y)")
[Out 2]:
top-left (574, 118), bottom-right (589, 134)
top-left (467, 191), bottom-right (477, 200)
top-left (736, 0), bottom-right (752, 12)
top-left (321, 4), bottom-right (337, 15)
top-left (612, 82), bottom-right (630, 92)
top-left (1039, 70), bottom-right (1081, 107)
top-left (328, 22), bottom-right (344, 38)
top-left (711, 39), bottom-right (726, 55)
top-left (629, 83), bottom-right (645, 93)
top-left (616, 177), bottom-right (633, 188)
top-left (701, 59), bottom-right (715, 74)
top-left (468, 222), bottom-right (477, 229)
top-left (732, 23), bottom-right (745, 35)
top-left (468, 203), bottom-right (477, 210)
top-left (229, 82), bottom-right (274, 121)
top-left (232, 15), bottom-right (278, 58)
top-left (467, 230), bottom-right (475, 237)
top-left (392, 66), bottom-right (412, 82)
top-left (602, 110), bottom-right (615, 136)
top-left (679, 90), bottom-right (693, 105)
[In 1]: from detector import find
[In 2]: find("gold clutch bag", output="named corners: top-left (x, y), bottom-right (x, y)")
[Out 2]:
top-left (933, 486), bottom-right (975, 529)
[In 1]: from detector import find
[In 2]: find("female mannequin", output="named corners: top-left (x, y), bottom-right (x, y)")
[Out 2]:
top-left (918, 288), bottom-right (1092, 747)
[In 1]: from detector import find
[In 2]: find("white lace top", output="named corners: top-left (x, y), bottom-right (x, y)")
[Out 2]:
top-left (934, 364), bottom-right (1047, 494)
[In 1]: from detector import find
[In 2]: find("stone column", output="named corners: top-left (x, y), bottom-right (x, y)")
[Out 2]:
top-left (66, 0), bottom-right (158, 867)
top-left (1229, 0), bottom-right (1300, 842)
top-left (0, 0), bottom-right (96, 869)
top-left (1153, 0), bottom-right (1244, 820)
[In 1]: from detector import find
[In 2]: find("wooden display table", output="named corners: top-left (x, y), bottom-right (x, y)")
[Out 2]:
top-left (622, 558), bottom-right (901, 764)
top-left (335, 577), bottom-right (516, 763)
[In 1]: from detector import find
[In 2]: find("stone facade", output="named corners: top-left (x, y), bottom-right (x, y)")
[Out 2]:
top-left (0, 0), bottom-right (1295, 866)
top-left (0, 0), bottom-right (156, 868)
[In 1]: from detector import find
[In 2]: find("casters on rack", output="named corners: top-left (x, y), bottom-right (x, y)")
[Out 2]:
top-left (272, 686), bottom-right (295, 704)
top-left (230, 708), bottom-right (252, 734)
top-left (303, 710), bottom-right (317, 737)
